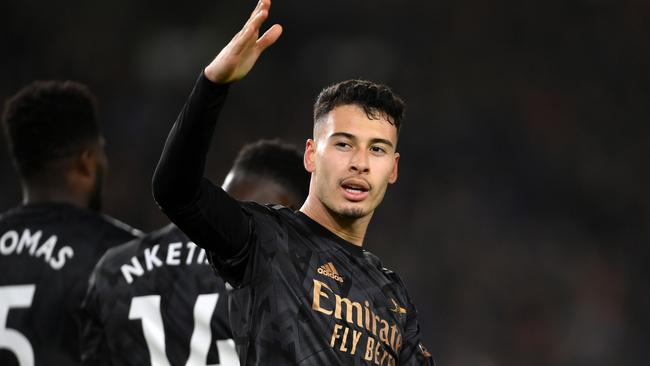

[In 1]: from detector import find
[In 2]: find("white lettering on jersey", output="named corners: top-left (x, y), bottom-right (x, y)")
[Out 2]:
top-left (186, 242), bottom-right (197, 264)
top-left (0, 229), bottom-right (74, 270)
top-left (17, 229), bottom-right (42, 255)
top-left (35, 235), bottom-right (56, 262)
top-left (144, 244), bottom-right (164, 270)
top-left (166, 242), bottom-right (182, 265)
top-left (0, 230), bottom-right (19, 254)
top-left (50, 245), bottom-right (74, 270)
top-left (121, 257), bottom-right (145, 284)
top-left (120, 242), bottom-right (210, 285)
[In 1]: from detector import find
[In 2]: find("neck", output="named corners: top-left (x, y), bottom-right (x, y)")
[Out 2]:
top-left (299, 195), bottom-right (372, 247)
top-left (22, 182), bottom-right (88, 209)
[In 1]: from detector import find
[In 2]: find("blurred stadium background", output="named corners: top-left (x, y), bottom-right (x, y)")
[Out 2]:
top-left (1, 0), bottom-right (648, 364)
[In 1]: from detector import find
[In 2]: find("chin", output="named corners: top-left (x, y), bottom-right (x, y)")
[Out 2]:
top-left (336, 206), bottom-right (367, 219)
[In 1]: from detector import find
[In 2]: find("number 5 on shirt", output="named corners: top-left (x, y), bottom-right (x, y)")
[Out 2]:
top-left (0, 285), bottom-right (36, 366)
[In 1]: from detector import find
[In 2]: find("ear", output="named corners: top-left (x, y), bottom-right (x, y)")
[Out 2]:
top-left (388, 152), bottom-right (399, 184)
top-left (77, 149), bottom-right (98, 178)
top-left (304, 139), bottom-right (316, 173)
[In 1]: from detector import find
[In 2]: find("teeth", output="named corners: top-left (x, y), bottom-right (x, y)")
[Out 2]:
top-left (345, 187), bottom-right (363, 193)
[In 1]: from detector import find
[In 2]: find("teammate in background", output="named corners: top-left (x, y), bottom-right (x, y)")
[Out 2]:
top-left (151, 0), bottom-right (433, 365)
top-left (0, 81), bottom-right (141, 366)
top-left (80, 140), bottom-right (309, 366)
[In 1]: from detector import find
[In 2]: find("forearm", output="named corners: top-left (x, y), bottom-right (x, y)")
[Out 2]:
top-left (152, 72), bottom-right (229, 209)
top-left (152, 72), bottom-right (249, 256)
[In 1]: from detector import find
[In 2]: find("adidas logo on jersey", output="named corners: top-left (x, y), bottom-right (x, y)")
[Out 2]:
top-left (317, 262), bottom-right (344, 283)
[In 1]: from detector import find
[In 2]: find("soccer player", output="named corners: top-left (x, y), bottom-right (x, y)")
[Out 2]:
top-left (152, 0), bottom-right (434, 364)
top-left (0, 81), bottom-right (141, 365)
top-left (79, 139), bottom-right (309, 366)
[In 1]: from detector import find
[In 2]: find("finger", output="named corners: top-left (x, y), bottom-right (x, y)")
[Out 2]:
top-left (235, 10), bottom-right (267, 49)
top-left (234, 0), bottom-right (265, 46)
top-left (232, 8), bottom-right (268, 51)
top-left (256, 23), bottom-right (283, 52)
top-left (229, 0), bottom-right (271, 54)
top-left (249, 0), bottom-right (267, 19)
top-left (244, 0), bottom-right (269, 30)
top-left (248, 8), bottom-right (269, 34)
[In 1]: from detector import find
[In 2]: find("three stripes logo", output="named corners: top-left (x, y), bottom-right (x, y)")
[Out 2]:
top-left (317, 262), bottom-right (344, 283)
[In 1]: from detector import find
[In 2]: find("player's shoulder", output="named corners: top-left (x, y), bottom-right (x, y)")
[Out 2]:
top-left (98, 224), bottom-right (182, 268)
top-left (0, 203), bottom-right (141, 239)
top-left (363, 250), bottom-right (407, 286)
top-left (94, 237), bottom-right (139, 277)
top-left (75, 212), bottom-right (142, 254)
top-left (142, 223), bottom-right (187, 244)
top-left (239, 201), bottom-right (296, 225)
top-left (240, 201), bottom-right (291, 215)
top-left (362, 250), bottom-right (384, 269)
top-left (0, 206), bottom-right (18, 221)
top-left (0, 203), bottom-right (55, 224)
top-left (99, 214), bottom-right (143, 239)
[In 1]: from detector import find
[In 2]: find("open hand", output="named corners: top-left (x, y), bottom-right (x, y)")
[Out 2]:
top-left (204, 0), bottom-right (283, 84)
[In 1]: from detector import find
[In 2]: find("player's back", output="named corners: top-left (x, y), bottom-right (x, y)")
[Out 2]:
top-left (81, 223), bottom-right (238, 366)
top-left (0, 202), bottom-right (141, 366)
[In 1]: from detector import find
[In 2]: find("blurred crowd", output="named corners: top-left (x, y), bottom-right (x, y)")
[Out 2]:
top-left (2, 0), bottom-right (648, 364)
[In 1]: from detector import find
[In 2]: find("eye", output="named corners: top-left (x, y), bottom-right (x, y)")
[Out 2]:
top-left (370, 146), bottom-right (387, 155)
top-left (335, 141), bottom-right (352, 150)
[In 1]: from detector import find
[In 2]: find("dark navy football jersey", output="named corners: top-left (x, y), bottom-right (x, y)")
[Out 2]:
top-left (80, 224), bottom-right (238, 366)
top-left (0, 203), bottom-right (141, 366)
top-left (211, 203), bottom-right (433, 365)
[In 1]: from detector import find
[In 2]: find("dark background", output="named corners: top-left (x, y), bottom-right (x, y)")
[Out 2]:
top-left (1, 0), bottom-right (648, 364)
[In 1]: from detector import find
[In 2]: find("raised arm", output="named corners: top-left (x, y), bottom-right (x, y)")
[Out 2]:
top-left (152, 0), bottom-right (282, 258)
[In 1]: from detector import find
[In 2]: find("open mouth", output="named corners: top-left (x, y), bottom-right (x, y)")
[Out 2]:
top-left (342, 185), bottom-right (368, 194)
top-left (340, 179), bottom-right (370, 200)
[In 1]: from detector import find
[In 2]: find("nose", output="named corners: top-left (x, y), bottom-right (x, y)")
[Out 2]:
top-left (349, 148), bottom-right (370, 174)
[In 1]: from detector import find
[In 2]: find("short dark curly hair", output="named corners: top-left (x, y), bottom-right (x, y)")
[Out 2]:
top-left (232, 139), bottom-right (309, 202)
top-left (313, 79), bottom-right (405, 135)
top-left (2, 80), bottom-right (101, 178)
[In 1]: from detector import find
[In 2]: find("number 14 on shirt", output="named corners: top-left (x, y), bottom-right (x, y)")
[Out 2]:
top-left (129, 293), bottom-right (239, 366)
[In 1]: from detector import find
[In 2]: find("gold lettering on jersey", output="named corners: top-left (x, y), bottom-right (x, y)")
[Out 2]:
top-left (364, 336), bottom-right (376, 361)
top-left (312, 278), bottom-right (335, 316)
top-left (350, 328), bottom-right (363, 354)
top-left (335, 294), bottom-right (363, 325)
top-left (312, 279), bottom-right (402, 365)
top-left (0, 229), bottom-right (74, 270)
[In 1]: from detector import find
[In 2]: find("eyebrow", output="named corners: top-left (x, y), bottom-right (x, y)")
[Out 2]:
top-left (329, 132), bottom-right (395, 149)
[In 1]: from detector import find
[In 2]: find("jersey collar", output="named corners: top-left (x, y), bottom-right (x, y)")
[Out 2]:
top-left (296, 211), bottom-right (365, 258)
